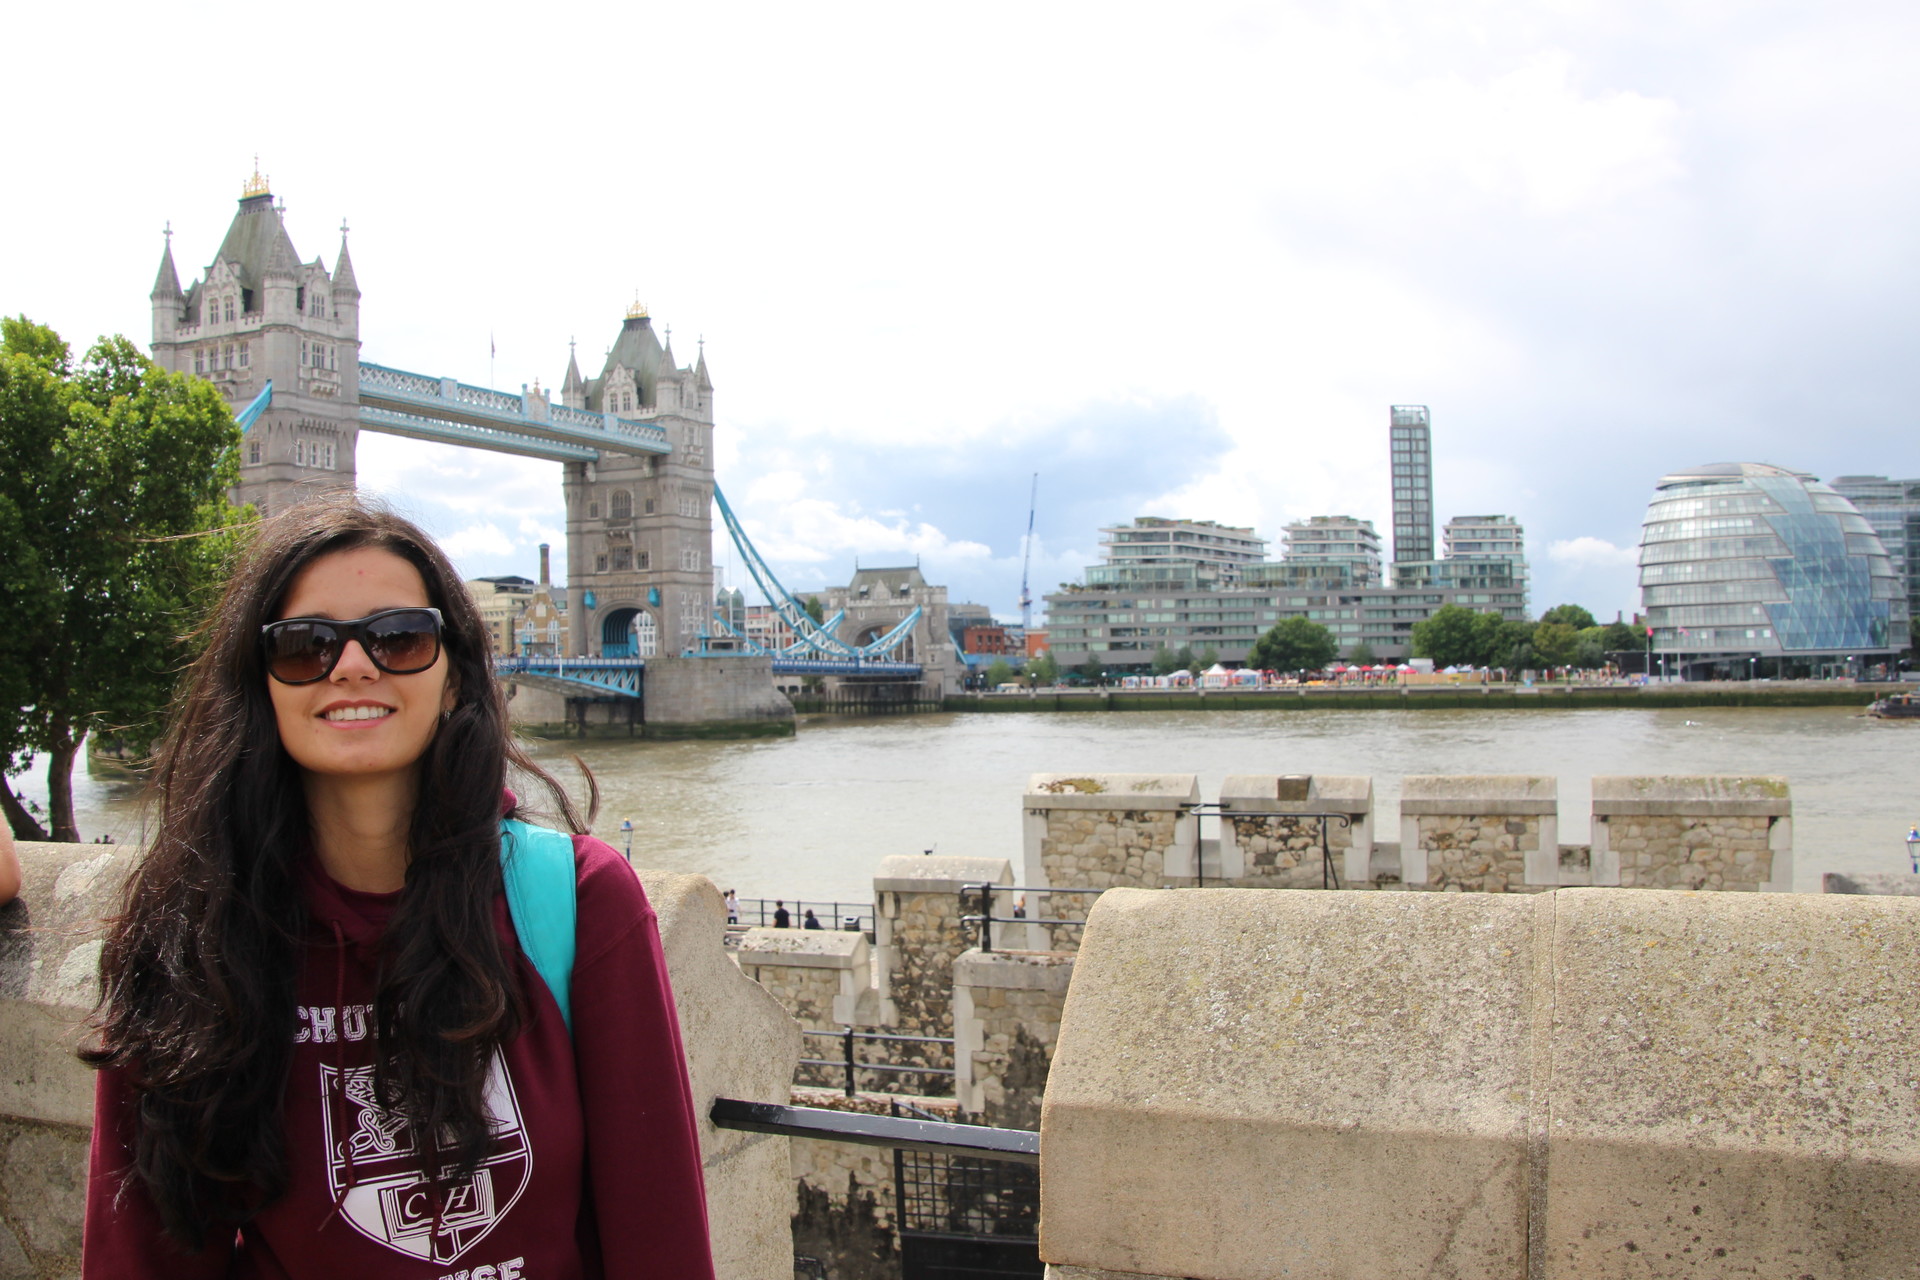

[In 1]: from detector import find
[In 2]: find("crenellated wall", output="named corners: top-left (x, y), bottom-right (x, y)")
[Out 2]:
top-left (1590, 774), bottom-right (1792, 891)
top-left (1398, 774), bottom-right (1559, 892)
top-left (1021, 774), bottom-right (1198, 947)
top-left (1216, 773), bottom-right (1373, 889)
top-left (952, 949), bottom-right (1075, 1130)
top-left (0, 841), bottom-right (802, 1280)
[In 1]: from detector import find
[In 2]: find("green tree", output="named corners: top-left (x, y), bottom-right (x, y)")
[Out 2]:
top-left (1173, 644), bottom-right (1197, 673)
top-left (983, 658), bottom-right (1015, 688)
top-left (1600, 620), bottom-right (1638, 657)
top-left (1411, 604), bottom-right (1483, 667)
top-left (1531, 621), bottom-right (1581, 669)
top-left (1196, 645), bottom-right (1220, 671)
top-left (1028, 651), bottom-right (1060, 685)
top-left (1539, 603), bottom-right (1597, 631)
top-left (1150, 645), bottom-right (1181, 676)
top-left (1347, 641), bottom-right (1376, 667)
top-left (1075, 657), bottom-right (1105, 685)
top-left (802, 595), bottom-right (825, 625)
top-left (0, 319), bottom-right (246, 841)
top-left (1248, 617), bottom-right (1338, 673)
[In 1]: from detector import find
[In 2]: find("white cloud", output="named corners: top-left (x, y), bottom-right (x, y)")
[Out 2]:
top-left (1547, 536), bottom-right (1640, 568)
top-left (437, 522), bottom-right (516, 562)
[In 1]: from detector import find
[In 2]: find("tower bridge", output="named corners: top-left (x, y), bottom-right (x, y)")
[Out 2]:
top-left (148, 174), bottom-right (958, 730)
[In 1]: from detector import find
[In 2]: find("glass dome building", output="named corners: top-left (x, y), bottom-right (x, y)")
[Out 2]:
top-left (1639, 463), bottom-right (1909, 679)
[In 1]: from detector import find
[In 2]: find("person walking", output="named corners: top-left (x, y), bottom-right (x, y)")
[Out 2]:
top-left (772, 900), bottom-right (791, 928)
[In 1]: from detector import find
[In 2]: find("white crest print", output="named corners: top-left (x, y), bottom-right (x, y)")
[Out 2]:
top-left (320, 1051), bottom-right (531, 1264)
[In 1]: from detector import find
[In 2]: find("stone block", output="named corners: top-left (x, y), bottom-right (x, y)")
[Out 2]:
top-left (873, 855), bottom-right (1012, 896)
top-left (1040, 885), bottom-right (1920, 1280)
top-left (1398, 774), bottom-right (1557, 816)
top-left (734, 927), bottom-right (870, 970)
top-left (1590, 773), bottom-right (1790, 817)
top-left (1824, 872), bottom-right (1920, 895)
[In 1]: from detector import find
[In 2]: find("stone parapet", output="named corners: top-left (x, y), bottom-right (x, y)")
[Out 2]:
top-left (1824, 871), bottom-right (1920, 895)
top-left (0, 841), bottom-right (802, 1280)
top-left (952, 949), bottom-right (1075, 1126)
top-left (1217, 774), bottom-right (1372, 888)
top-left (734, 929), bottom-right (874, 1088)
top-left (1398, 774), bottom-right (1557, 891)
top-left (1022, 775), bottom-right (1198, 946)
top-left (873, 855), bottom-right (1010, 1058)
top-left (1590, 775), bottom-right (1791, 891)
top-left (1040, 885), bottom-right (1920, 1279)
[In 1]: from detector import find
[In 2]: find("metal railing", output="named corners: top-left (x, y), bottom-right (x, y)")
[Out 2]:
top-left (960, 883), bottom-right (1105, 953)
top-left (799, 1027), bottom-right (955, 1097)
top-left (733, 897), bottom-right (874, 933)
top-left (1189, 804), bottom-right (1354, 890)
top-left (709, 1097), bottom-right (1037, 1165)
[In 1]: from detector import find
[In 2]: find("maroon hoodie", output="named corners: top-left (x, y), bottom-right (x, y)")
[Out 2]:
top-left (84, 834), bottom-right (716, 1280)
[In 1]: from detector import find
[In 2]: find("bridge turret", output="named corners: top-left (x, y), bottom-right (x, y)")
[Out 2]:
top-left (150, 230), bottom-right (184, 341)
top-left (332, 228), bottom-right (360, 321)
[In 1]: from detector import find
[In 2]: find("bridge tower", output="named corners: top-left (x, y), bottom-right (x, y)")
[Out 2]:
top-left (558, 307), bottom-right (715, 658)
top-left (149, 168), bottom-right (361, 517)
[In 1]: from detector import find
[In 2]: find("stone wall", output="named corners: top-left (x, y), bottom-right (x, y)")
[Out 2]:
top-left (1591, 775), bottom-right (1792, 891)
top-left (1399, 774), bottom-right (1557, 892)
top-left (1022, 774), bottom-right (1197, 947)
top-left (642, 654), bottom-right (796, 737)
top-left (952, 950), bottom-right (1074, 1130)
top-left (734, 927), bottom-right (875, 1092)
top-left (1216, 774), bottom-right (1372, 890)
top-left (1040, 885), bottom-right (1920, 1280)
top-left (0, 841), bottom-right (802, 1280)
top-left (787, 1087), bottom-right (960, 1280)
top-left (873, 855), bottom-right (1010, 1091)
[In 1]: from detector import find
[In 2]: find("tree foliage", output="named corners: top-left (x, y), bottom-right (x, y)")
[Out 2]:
top-left (1248, 617), bottom-right (1338, 673)
top-left (1347, 641), bottom-right (1376, 667)
top-left (1028, 651), bottom-right (1060, 685)
top-left (802, 595), bottom-right (826, 624)
top-left (1410, 604), bottom-right (1484, 667)
top-left (1075, 657), bottom-right (1105, 685)
top-left (983, 658), bottom-right (1015, 687)
top-left (1539, 603), bottom-right (1597, 631)
top-left (0, 318), bottom-right (247, 840)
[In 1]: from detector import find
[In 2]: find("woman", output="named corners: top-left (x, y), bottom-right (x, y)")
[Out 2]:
top-left (83, 497), bottom-right (714, 1279)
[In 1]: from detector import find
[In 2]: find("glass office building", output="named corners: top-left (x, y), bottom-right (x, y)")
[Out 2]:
top-left (1639, 463), bottom-right (1909, 678)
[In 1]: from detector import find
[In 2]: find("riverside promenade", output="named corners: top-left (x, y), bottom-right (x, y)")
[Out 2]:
top-left (941, 678), bottom-right (1909, 714)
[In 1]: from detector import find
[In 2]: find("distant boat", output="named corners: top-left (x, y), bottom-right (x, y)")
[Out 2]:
top-left (1866, 692), bottom-right (1920, 719)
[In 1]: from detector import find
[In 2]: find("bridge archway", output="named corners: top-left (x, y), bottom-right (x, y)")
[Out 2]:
top-left (600, 607), bottom-right (657, 658)
top-left (853, 623), bottom-right (915, 663)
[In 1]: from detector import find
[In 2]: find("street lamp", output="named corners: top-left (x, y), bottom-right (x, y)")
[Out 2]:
top-left (1907, 825), bottom-right (1919, 874)
top-left (620, 818), bottom-right (634, 864)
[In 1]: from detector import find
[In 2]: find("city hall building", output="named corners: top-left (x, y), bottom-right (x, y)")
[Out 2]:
top-left (1639, 463), bottom-right (1909, 679)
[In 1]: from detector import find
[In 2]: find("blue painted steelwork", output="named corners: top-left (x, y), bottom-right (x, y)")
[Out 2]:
top-left (496, 655), bottom-right (644, 697)
top-left (357, 362), bottom-right (670, 460)
top-left (235, 381), bottom-right (273, 432)
top-left (712, 485), bottom-right (925, 667)
top-left (358, 404), bottom-right (597, 462)
top-left (770, 658), bottom-right (926, 677)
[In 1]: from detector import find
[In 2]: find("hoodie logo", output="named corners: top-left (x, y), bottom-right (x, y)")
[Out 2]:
top-left (319, 1051), bottom-right (531, 1264)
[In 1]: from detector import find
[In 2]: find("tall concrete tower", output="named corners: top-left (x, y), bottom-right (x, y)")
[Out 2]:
top-left (149, 167), bottom-right (361, 517)
top-left (1389, 405), bottom-right (1433, 565)
top-left (558, 307), bottom-right (716, 658)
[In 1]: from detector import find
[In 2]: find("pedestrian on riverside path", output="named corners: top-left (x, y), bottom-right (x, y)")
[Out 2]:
top-left (773, 899), bottom-right (791, 928)
top-left (80, 495), bottom-right (713, 1280)
top-left (803, 909), bottom-right (821, 930)
top-left (724, 888), bottom-right (739, 924)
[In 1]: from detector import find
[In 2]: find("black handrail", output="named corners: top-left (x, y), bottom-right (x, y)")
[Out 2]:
top-left (1190, 805), bottom-right (1354, 890)
top-left (798, 1027), bottom-right (956, 1096)
top-left (960, 883), bottom-right (1105, 953)
top-left (710, 1097), bottom-right (1039, 1165)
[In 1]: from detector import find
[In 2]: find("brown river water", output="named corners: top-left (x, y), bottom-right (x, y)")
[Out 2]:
top-left (31, 704), bottom-right (1914, 899)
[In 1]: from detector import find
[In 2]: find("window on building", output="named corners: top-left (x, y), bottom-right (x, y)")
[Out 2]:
top-left (613, 547), bottom-right (632, 570)
top-left (224, 298), bottom-right (235, 323)
top-left (679, 491), bottom-right (699, 518)
top-left (238, 342), bottom-right (249, 368)
top-left (248, 440), bottom-right (261, 465)
top-left (595, 554), bottom-right (609, 572)
top-left (223, 345), bottom-right (235, 370)
top-left (644, 498), bottom-right (655, 515)
top-left (610, 490), bottom-right (633, 520)
top-left (637, 551), bottom-right (650, 570)
top-left (193, 349), bottom-right (206, 375)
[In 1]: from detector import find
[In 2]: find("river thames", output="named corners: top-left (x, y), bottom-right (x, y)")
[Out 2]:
top-left (36, 704), bottom-right (1914, 898)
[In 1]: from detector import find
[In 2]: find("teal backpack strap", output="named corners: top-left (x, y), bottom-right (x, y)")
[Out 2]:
top-left (499, 818), bottom-right (578, 1035)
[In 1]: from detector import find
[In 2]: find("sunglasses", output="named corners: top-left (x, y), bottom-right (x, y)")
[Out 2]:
top-left (259, 608), bottom-right (445, 685)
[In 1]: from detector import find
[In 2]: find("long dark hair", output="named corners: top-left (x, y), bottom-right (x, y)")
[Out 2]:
top-left (85, 493), bottom-right (587, 1246)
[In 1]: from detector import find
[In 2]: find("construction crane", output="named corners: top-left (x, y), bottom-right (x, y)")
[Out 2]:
top-left (1018, 473), bottom-right (1039, 634)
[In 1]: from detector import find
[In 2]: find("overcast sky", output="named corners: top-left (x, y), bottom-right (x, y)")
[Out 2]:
top-left (8, 1), bottom-right (1918, 624)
